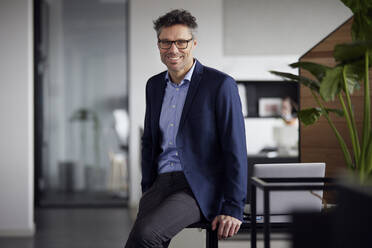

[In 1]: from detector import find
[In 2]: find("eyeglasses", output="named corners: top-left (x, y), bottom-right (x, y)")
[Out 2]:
top-left (158, 39), bottom-right (193, 49)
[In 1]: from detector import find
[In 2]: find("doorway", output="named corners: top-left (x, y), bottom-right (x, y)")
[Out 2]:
top-left (34, 0), bottom-right (129, 207)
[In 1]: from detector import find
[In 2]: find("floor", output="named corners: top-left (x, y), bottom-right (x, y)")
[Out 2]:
top-left (39, 191), bottom-right (128, 207)
top-left (0, 208), bottom-right (132, 248)
top-left (0, 208), bottom-right (291, 248)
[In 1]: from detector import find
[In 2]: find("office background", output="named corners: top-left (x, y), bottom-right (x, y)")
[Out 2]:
top-left (0, 0), bottom-right (352, 242)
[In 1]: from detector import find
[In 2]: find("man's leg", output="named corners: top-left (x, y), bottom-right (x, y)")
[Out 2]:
top-left (126, 188), bottom-right (201, 248)
top-left (125, 173), bottom-right (202, 248)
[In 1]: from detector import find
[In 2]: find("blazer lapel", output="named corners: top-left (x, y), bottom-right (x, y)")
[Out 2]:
top-left (152, 73), bottom-right (167, 144)
top-left (178, 60), bottom-right (203, 131)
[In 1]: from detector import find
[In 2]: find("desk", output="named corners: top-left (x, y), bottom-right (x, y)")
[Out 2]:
top-left (250, 177), bottom-right (335, 248)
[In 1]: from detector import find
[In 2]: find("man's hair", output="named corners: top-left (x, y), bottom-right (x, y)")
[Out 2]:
top-left (153, 9), bottom-right (198, 38)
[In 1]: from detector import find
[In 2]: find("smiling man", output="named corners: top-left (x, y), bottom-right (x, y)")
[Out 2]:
top-left (124, 9), bottom-right (247, 248)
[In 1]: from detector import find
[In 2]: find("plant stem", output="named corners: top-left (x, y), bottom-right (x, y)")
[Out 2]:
top-left (366, 132), bottom-right (372, 175)
top-left (361, 50), bottom-right (371, 177)
top-left (342, 66), bottom-right (361, 159)
top-left (311, 90), bottom-right (354, 169)
top-left (338, 93), bottom-right (359, 167)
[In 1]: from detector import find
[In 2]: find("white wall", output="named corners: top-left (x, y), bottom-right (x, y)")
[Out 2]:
top-left (128, 0), bottom-right (352, 209)
top-left (222, 0), bottom-right (352, 81)
top-left (0, 0), bottom-right (35, 236)
top-left (224, 0), bottom-right (351, 56)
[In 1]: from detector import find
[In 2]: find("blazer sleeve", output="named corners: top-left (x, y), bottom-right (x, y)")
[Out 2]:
top-left (141, 80), bottom-right (153, 193)
top-left (215, 76), bottom-right (248, 221)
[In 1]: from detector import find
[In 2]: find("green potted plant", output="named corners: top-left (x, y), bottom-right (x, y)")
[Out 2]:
top-left (270, 0), bottom-right (372, 182)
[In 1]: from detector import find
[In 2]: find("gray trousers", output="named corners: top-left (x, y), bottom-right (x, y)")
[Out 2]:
top-left (124, 171), bottom-right (203, 248)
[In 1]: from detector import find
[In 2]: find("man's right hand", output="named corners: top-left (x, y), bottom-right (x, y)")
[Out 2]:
top-left (211, 214), bottom-right (242, 240)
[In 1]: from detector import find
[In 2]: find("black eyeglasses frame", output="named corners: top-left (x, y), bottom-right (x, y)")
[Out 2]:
top-left (157, 38), bottom-right (193, 49)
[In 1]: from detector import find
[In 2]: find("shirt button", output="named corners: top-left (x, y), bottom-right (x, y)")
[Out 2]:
top-left (176, 88), bottom-right (179, 91)
top-left (170, 162), bottom-right (174, 166)
top-left (170, 123), bottom-right (174, 127)
top-left (175, 152), bottom-right (178, 156)
top-left (169, 142), bottom-right (173, 145)
top-left (172, 105), bottom-right (176, 108)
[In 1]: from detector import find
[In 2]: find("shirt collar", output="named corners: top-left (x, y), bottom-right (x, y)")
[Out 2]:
top-left (165, 60), bottom-right (196, 86)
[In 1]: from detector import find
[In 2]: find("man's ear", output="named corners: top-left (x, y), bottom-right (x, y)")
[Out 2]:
top-left (192, 39), bottom-right (197, 48)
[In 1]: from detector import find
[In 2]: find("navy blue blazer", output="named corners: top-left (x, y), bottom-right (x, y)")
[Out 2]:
top-left (141, 60), bottom-right (248, 221)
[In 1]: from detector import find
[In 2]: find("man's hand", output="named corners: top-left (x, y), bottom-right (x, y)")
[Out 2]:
top-left (211, 214), bottom-right (242, 240)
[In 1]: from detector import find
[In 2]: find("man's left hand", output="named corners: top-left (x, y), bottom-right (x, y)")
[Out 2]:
top-left (211, 214), bottom-right (242, 240)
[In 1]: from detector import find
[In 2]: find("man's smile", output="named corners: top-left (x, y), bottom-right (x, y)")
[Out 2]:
top-left (166, 55), bottom-right (182, 62)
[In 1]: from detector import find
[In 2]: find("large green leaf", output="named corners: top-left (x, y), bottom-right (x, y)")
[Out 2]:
top-left (352, 13), bottom-right (372, 41)
top-left (341, 0), bottom-right (372, 13)
top-left (269, 71), bottom-right (320, 92)
top-left (290, 62), bottom-right (331, 82)
top-left (325, 108), bottom-right (344, 117)
top-left (299, 107), bottom-right (344, 127)
top-left (344, 62), bottom-right (363, 94)
top-left (334, 41), bottom-right (372, 63)
top-left (320, 67), bottom-right (343, 101)
top-left (298, 108), bottom-right (322, 126)
top-left (341, 0), bottom-right (372, 41)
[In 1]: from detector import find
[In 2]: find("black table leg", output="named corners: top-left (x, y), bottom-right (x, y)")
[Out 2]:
top-left (206, 227), bottom-right (218, 248)
top-left (264, 189), bottom-right (270, 248)
top-left (251, 184), bottom-right (257, 248)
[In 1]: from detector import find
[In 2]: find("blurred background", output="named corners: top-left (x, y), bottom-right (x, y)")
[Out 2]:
top-left (35, 0), bottom-right (129, 207)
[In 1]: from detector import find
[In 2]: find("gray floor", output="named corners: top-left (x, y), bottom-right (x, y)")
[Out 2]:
top-left (39, 191), bottom-right (128, 207)
top-left (0, 208), bottom-right (133, 248)
top-left (0, 208), bottom-right (291, 248)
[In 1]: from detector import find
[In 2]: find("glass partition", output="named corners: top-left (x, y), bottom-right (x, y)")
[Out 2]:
top-left (36, 0), bottom-right (128, 206)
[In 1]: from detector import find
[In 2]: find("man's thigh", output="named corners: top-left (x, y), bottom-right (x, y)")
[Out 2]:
top-left (136, 180), bottom-right (165, 220)
top-left (131, 188), bottom-right (202, 246)
top-left (143, 188), bottom-right (202, 232)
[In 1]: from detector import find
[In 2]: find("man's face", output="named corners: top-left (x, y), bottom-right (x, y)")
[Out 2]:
top-left (158, 24), bottom-right (197, 74)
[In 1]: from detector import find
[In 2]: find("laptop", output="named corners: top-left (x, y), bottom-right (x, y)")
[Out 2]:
top-left (244, 163), bottom-right (326, 223)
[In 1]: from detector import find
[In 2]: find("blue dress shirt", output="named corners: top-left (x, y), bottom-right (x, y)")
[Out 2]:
top-left (157, 62), bottom-right (196, 174)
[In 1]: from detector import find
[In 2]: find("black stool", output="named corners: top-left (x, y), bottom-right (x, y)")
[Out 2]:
top-left (187, 216), bottom-right (251, 248)
top-left (186, 221), bottom-right (218, 248)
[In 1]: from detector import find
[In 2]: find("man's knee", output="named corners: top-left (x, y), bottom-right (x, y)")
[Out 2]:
top-left (127, 221), bottom-right (164, 248)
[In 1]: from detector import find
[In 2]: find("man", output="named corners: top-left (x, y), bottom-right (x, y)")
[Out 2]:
top-left (125, 9), bottom-right (247, 248)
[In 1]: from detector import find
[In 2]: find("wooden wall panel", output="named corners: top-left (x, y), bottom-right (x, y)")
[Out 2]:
top-left (301, 121), bottom-right (364, 149)
top-left (299, 18), bottom-right (372, 180)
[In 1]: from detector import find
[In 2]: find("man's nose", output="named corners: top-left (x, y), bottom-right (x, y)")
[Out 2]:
top-left (169, 42), bottom-right (179, 53)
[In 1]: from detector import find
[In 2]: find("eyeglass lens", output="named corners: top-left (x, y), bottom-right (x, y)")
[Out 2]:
top-left (159, 39), bottom-right (192, 49)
